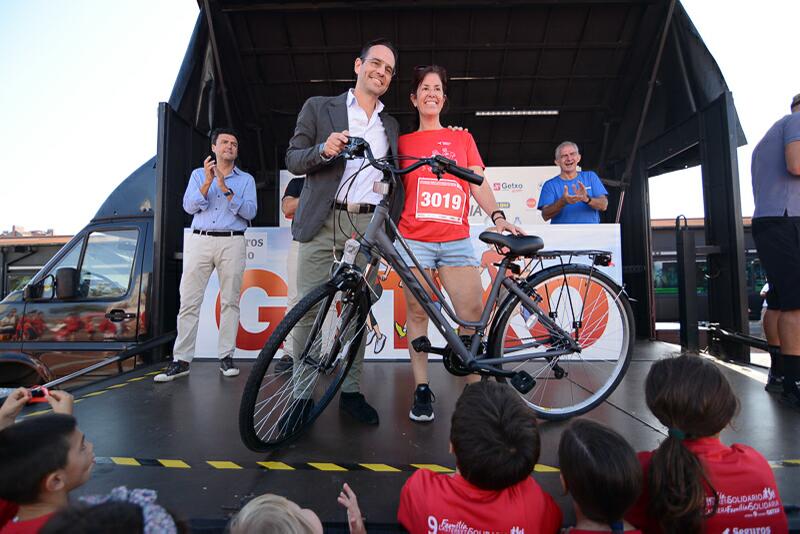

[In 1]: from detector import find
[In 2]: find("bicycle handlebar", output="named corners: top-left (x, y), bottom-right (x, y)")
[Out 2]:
top-left (431, 155), bottom-right (484, 185)
top-left (342, 136), bottom-right (484, 186)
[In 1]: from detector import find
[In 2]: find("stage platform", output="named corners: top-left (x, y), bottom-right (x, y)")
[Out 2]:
top-left (19, 341), bottom-right (800, 532)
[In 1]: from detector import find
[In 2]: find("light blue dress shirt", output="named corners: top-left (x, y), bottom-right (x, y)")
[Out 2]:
top-left (182, 166), bottom-right (257, 231)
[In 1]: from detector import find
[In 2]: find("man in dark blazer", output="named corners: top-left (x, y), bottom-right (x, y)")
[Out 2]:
top-left (284, 39), bottom-right (401, 426)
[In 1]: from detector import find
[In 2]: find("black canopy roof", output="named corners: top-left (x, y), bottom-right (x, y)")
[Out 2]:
top-left (174, 0), bottom-right (744, 177)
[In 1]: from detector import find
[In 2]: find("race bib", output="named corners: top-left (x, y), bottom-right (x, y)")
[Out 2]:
top-left (415, 177), bottom-right (467, 224)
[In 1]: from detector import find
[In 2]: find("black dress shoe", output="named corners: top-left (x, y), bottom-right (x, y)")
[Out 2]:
top-left (274, 354), bottom-right (293, 373)
top-left (278, 398), bottom-right (315, 435)
top-left (339, 392), bottom-right (379, 425)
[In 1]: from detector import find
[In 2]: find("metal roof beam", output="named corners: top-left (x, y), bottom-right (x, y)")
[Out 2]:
top-left (220, 1), bottom-right (656, 13)
top-left (239, 42), bottom-right (632, 56)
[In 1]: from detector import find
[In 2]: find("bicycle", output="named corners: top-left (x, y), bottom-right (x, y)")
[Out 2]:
top-left (239, 137), bottom-right (635, 452)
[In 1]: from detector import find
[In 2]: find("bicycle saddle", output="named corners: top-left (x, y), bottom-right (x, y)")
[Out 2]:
top-left (479, 231), bottom-right (544, 256)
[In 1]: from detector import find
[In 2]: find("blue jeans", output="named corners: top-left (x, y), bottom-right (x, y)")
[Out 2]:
top-left (396, 237), bottom-right (479, 269)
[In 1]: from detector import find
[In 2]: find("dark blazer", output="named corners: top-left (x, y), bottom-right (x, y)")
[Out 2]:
top-left (285, 92), bottom-right (402, 243)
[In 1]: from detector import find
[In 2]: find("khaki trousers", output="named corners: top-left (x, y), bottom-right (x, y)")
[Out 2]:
top-left (292, 209), bottom-right (375, 395)
top-left (173, 233), bottom-right (246, 362)
top-left (283, 239), bottom-right (300, 357)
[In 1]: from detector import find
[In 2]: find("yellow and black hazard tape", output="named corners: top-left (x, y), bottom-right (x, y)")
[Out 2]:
top-left (94, 457), bottom-right (561, 473)
top-left (769, 460), bottom-right (800, 469)
top-left (93, 457), bottom-right (800, 473)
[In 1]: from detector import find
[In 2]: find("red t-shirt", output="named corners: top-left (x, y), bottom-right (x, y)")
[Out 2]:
top-left (398, 129), bottom-right (484, 242)
top-left (398, 469), bottom-right (562, 534)
top-left (626, 438), bottom-right (788, 534)
top-left (0, 501), bottom-right (17, 531)
top-left (566, 529), bottom-right (642, 534)
top-left (0, 512), bottom-right (53, 534)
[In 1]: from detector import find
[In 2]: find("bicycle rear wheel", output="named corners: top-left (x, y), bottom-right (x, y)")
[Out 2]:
top-left (489, 264), bottom-right (634, 420)
top-left (238, 281), bottom-right (369, 451)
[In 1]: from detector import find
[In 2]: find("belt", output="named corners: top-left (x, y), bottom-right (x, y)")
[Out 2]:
top-left (193, 229), bottom-right (245, 237)
top-left (334, 201), bottom-right (376, 214)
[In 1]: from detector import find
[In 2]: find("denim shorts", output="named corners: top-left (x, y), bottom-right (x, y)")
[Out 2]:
top-left (396, 237), bottom-right (479, 269)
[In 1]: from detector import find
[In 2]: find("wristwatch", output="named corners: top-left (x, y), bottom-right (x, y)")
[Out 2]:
top-left (584, 197), bottom-right (592, 205)
top-left (224, 189), bottom-right (234, 197)
top-left (319, 142), bottom-right (333, 162)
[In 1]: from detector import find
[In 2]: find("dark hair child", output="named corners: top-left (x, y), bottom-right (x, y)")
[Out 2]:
top-left (559, 419), bottom-right (642, 533)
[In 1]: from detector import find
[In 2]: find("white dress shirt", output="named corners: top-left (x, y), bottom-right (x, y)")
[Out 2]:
top-left (337, 89), bottom-right (390, 205)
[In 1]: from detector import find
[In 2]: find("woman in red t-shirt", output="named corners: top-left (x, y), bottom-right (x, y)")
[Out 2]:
top-left (397, 65), bottom-right (521, 423)
top-left (626, 355), bottom-right (788, 534)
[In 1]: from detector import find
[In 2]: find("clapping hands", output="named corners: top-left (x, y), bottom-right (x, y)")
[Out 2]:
top-left (561, 182), bottom-right (589, 204)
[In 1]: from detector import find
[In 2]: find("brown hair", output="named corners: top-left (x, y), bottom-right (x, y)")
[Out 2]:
top-left (450, 381), bottom-right (540, 491)
top-left (558, 419), bottom-right (641, 533)
top-left (411, 65), bottom-right (448, 96)
top-left (644, 355), bottom-right (739, 533)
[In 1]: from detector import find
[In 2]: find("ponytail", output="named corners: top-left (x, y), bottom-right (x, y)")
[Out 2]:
top-left (647, 433), bottom-right (717, 533)
top-left (644, 356), bottom-right (738, 534)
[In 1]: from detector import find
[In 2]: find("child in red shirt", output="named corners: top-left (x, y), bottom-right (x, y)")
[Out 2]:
top-left (0, 395), bottom-right (94, 534)
top-left (626, 355), bottom-right (788, 534)
top-left (397, 381), bottom-right (562, 534)
top-left (559, 419), bottom-right (643, 533)
top-left (0, 389), bottom-right (76, 533)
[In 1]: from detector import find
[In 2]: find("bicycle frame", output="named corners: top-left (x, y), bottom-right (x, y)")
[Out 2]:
top-left (332, 169), bottom-right (579, 377)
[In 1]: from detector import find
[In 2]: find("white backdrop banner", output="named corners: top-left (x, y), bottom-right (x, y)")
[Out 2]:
top-left (191, 224), bottom-right (622, 360)
top-left (279, 166), bottom-right (564, 227)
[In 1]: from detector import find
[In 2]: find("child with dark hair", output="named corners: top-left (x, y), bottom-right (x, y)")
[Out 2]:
top-left (626, 355), bottom-right (788, 534)
top-left (0, 388), bottom-right (76, 533)
top-left (559, 419), bottom-right (642, 533)
top-left (0, 411), bottom-right (94, 534)
top-left (40, 487), bottom-right (184, 534)
top-left (397, 381), bottom-right (561, 533)
top-left (39, 501), bottom-right (144, 534)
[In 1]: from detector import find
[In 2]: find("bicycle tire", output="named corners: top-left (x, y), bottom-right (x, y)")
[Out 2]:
top-left (239, 281), bottom-right (369, 451)
top-left (488, 264), bottom-right (634, 420)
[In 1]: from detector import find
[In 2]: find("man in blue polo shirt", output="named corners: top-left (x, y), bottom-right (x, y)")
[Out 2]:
top-left (538, 141), bottom-right (608, 224)
top-left (751, 92), bottom-right (800, 409)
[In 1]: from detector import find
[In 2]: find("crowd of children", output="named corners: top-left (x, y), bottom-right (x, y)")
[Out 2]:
top-left (0, 355), bottom-right (791, 533)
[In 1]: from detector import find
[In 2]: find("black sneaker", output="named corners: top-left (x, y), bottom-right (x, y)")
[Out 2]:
top-left (220, 356), bottom-right (240, 377)
top-left (278, 398), bottom-right (315, 435)
top-left (153, 360), bottom-right (190, 383)
top-left (274, 355), bottom-right (293, 373)
top-left (779, 388), bottom-right (800, 411)
top-left (765, 372), bottom-right (784, 393)
top-left (409, 384), bottom-right (436, 422)
top-left (339, 392), bottom-right (379, 425)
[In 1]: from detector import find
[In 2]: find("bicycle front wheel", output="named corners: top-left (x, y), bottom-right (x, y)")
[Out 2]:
top-left (489, 264), bottom-right (634, 420)
top-left (239, 281), bottom-right (369, 451)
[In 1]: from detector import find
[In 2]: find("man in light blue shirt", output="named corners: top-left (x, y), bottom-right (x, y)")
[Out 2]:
top-left (538, 141), bottom-right (608, 224)
top-left (155, 128), bottom-right (257, 383)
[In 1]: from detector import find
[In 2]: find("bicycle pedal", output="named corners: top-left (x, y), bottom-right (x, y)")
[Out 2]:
top-left (411, 336), bottom-right (432, 353)
top-left (511, 371), bottom-right (536, 394)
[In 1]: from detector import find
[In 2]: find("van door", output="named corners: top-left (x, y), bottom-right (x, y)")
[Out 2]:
top-left (21, 223), bottom-right (145, 384)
